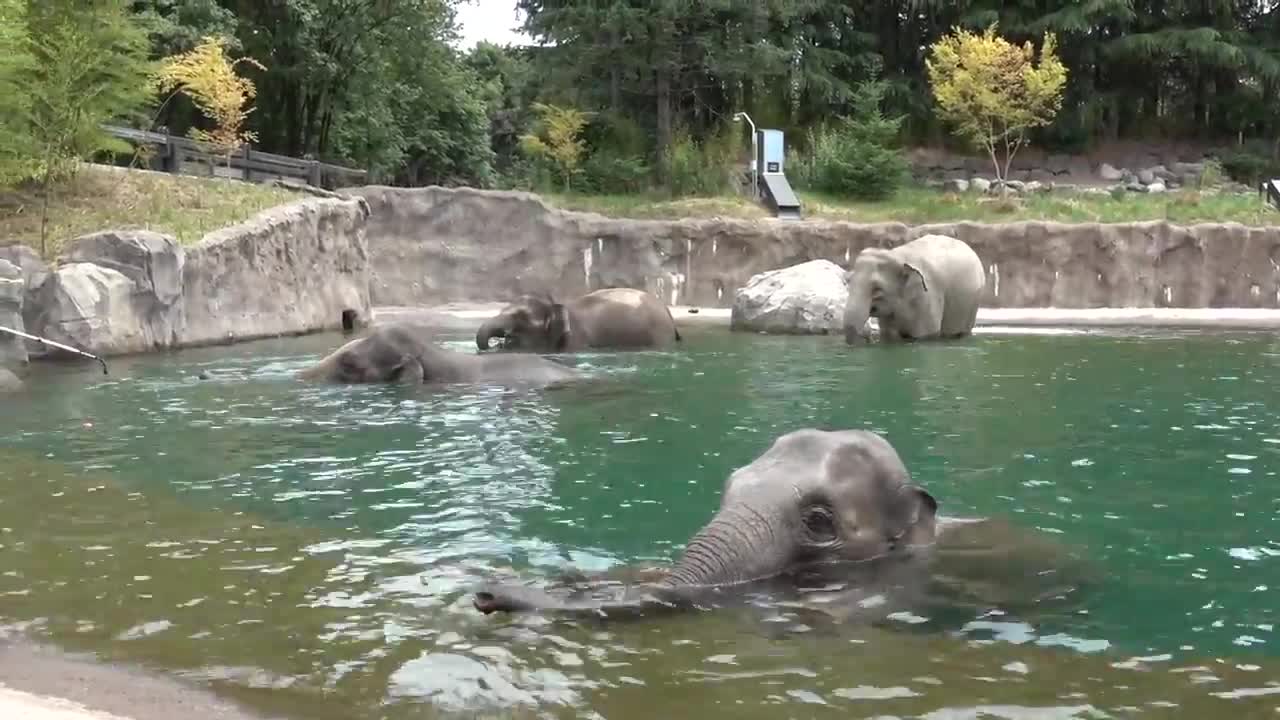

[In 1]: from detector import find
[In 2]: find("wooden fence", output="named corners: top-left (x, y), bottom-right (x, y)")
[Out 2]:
top-left (103, 125), bottom-right (368, 190)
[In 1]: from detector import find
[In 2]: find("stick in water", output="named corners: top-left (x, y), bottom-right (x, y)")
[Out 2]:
top-left (0, 325), bottom-right (108, 374)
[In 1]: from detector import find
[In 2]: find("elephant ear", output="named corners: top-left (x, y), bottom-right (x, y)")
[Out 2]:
top-left (386, 355), bottom-right (425, 385)
top-left (895, 484), bottom-right (939, 547)
top-left (900, 262), bottom-right (929, 294)
top-left (545, 303), bottom-right (571, 350)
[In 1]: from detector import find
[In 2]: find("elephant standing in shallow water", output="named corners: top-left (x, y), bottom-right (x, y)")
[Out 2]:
top-left (843, 234), bottom-right (987, 345)
top-left (476, 288), bottom-right (681, 352)
top-left (298, 322), bottom-right (583, 388)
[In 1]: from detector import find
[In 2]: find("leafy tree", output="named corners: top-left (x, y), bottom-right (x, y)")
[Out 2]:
top-left (15, 0), bottom-right (153, 253)
top-left (801, 78), bottom-right (909, 200)
top-left (927, 24), bottom-right (1068, 186)
top-left (519, 103), bottom-right (590, 190)
top-left (0, 0), bottom-right (36, 185)
top-left (153, 35), bottom-right (264, 160)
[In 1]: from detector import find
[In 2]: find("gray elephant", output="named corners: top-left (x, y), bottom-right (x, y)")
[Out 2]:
top-left (843, 234), bottom-right (986, 345)
top-left (297, 322), bottom-right (583, 387)
top-left (472, 428), bottom-right (942, 618)
top-left (475, 288), bottom-right (681, 352)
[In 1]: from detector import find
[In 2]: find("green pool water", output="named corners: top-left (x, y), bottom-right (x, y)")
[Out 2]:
top-left (2, 325), bottom-right (1280, 718)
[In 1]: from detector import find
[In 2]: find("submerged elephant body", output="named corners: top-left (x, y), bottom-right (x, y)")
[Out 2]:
top-left (473, 429), bottom-right (941, 618)
top-left (298, 322), bottom-right (583, 387)
top-left (843, 234), bottom-right (987, 345)
top-left (476, 288), bottom-right (681, 352)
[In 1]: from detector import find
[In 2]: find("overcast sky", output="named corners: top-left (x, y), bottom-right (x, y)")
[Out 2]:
top-left (454, 0), bottom-right (533, 49)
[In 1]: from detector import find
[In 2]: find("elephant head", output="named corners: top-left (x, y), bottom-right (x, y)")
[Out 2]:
top-left (844, 248), bottom-right (929, 344)
top-left (472, 429), bottom-right (939, 617)
top-left (297, 326), bottom-right (426, 384)
top-left (476, 293), bottom-right (571, 352)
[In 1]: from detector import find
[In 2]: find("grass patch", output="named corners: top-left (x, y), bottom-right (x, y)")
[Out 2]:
top-left (546, 186), bottom-right (1279, 226)
top-left (0, 164), bottom-right (303, 258)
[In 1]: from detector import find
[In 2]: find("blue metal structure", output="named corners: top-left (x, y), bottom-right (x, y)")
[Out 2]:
top-left (755, 128), bottom-right (801, 220)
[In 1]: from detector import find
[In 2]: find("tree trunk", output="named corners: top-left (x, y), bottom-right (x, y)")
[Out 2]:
top-left (656, 66), bottom-right (672, 187)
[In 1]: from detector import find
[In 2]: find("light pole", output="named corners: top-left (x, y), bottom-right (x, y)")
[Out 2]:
top-left (733, 112), bottom-right (757, 200)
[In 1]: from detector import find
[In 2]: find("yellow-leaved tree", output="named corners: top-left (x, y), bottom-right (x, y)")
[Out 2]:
top-left (153, 36), bottom-right (264, 162)
top-left (926, 25), bottom-right (1067, 189)
top-left (519, 102), bottom-right (590, 190)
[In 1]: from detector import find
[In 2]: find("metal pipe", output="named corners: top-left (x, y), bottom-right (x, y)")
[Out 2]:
top-left (733, 112), bottom-right (758, 200)
top-left (0, 325), bottom-right (108, 374)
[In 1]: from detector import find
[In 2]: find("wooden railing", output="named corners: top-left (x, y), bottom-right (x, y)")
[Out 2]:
top-left (102, 124), bottom-right (368, 190)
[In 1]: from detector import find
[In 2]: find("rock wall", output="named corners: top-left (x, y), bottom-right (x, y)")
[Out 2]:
top-left (22, 197), bottom-right (371, 358)
top-left (0, 259), bottom-right (25, 365)
top-left (351, 185), bottom-right (1280, 310)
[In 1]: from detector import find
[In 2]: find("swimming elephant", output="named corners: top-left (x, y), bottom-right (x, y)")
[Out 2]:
top-left (843, 234), bottom-right (986, 345)
top-left (472, 428), bottom-right (942, 618)
top-left (475, 288), bottom-right (681, 352)
top-left (297, 322), bottom-right (583, 387)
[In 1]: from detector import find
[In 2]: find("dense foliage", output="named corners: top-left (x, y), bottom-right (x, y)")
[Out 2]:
top-left (1, 0), bottom-right (1277, 201)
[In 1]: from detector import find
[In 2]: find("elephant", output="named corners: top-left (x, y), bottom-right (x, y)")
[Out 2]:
top-left (843, 234), bottom-right (987, 345)
top-left (471, 428), bottom-right (943, 619)
top-left (297, 322), bottom-right (584, 387)
top-left (475, 288), bottom-right (682, 352)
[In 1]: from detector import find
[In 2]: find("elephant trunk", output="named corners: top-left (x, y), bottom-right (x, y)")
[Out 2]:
top-left (843, 288), bottom-right (873, 345)
top-left (472, 504), bottom-right (789, 617)
top-left (475, 317), bottom-right (507, 351)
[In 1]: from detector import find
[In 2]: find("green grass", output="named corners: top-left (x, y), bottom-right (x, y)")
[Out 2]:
top-left (0, 164), bottom-right (303, 258)
top-left (546, 186), bottom-right (1280, 226)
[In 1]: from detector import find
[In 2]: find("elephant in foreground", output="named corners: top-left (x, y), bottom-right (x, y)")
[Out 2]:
top-left (843, 234), bottom-right (987, 345)
top-left (297, 322), bottom-right (583, 387)
top-left (476, 288), bottom-right (681, 352)
top-left (472, 428), bottom-right (943, 618)
top-left (472, 428), bottom-right (1095, 623)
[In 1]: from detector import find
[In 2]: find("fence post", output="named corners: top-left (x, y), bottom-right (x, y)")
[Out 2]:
top-left (307, 160), bottom-right (321, 187)
top-left (243, 145), bottom-right (252, 181)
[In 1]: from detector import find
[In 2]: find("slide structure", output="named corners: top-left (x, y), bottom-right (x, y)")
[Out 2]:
top-left (756, 129), bottom-right (802, 220)
top-left (1264, 178), bottom-right (1280, 210)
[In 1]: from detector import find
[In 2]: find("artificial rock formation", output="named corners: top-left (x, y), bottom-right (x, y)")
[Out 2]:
top-left (730, 259), bottom-right (848, 334)
top-left (23, 197), bottom-right (371, 358)
top-left (0, 258), bottom-right (25, 365)
top-left (350, 185), bottom-right (1280, 312)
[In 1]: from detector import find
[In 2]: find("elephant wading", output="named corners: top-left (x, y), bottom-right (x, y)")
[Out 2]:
top-left (472, 429), bottom-right (942, 619)
top-left (843, 234), bottom-right (986, 345)
top-left (298, 322), bottom-right (582, 387)
top-left (476, 288), bottom-right (681, 352)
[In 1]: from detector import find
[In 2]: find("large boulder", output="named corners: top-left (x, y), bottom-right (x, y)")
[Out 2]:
top-left (0, 243), bottom-right (49, 294)
top-left (28, 231), bottom-right (185, 357)
top-left (730, 259), bottom-right (848, 335)
top-left (0, 259), bottom-right (25, 365)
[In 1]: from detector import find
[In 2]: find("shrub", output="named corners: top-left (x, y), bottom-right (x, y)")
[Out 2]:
top-left (666, 125), bottom-right (737, 197)
top-left (1218, 142), bottom-right (1280, 187)
top-left (579, 150), bottom-right (650, 194)
top-left (802, 80), bottom-right (909, 200)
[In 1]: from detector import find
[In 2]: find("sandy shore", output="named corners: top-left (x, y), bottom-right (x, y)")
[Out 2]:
top-left (373, 303), bottom-right (1280, 331)
top-left (0, 639), bottom-right (275, 720)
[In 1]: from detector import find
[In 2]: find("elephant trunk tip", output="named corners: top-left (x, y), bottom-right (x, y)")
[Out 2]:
top-left (472, 591), bottom-right (502, 614)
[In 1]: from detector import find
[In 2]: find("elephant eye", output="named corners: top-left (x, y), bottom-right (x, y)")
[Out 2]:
top-left (802, 506), bottom-right (837, 540)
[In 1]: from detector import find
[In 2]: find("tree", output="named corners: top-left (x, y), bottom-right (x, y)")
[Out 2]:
top-left (0, 0), bottom-right (36, 186)
top-left (927, 24), bottom-right (1067, 187)
top-left (153, 35), bottom-right (264, 161)
top-left (15, 0), bottom-right (153, 253)
top-left (519, 102), bottom-right (590, 190)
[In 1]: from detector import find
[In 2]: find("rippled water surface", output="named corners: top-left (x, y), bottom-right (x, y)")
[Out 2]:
top-left (3, 326), bottom-right (1280, 718)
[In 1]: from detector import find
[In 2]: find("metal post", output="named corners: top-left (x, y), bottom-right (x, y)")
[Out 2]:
top-left (733, 112), bottom-right (758, 199)
top-left (0, 325), bottom-right (108, 374)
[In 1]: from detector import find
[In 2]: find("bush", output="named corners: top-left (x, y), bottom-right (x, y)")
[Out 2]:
top-left (666, 125), bottom-right (737, 197)
top-left (579, 150), bottom-right (650, 194)
top-left (1219, 141), bottom-right (1280, 187)
top-left (800, 80), bottom-right (908, 200)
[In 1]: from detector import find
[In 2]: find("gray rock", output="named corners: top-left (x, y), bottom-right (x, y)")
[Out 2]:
top-left (179, 197), bottom-right (371, 347)
top-left (1023, 180), bottom-right (1047, 193)
top-left (28, 262), bottom-right (178, 357)
top-left (970, 177), bottom-right (992, 193)
top-left (1003, 180), bottom-right (1027, 193)
top-left (0, 259), bottom-right (25, 365)
top-left (0, 243), bottom-right (49, 294)
top-left (61, 230), bottom-right (184, 308)
top-left (1046, 154), bottom-right (1072, 175)
top-left (1125, 182), bottom-right (1148, 193)
top-left (942, 178), bottom-right (969, 193)
top-left (1171, 162), bottom-right (1205, 177)
top-left (730, 259), bottom-right (847, 335)
top-left (1150, 165), bottom-right (1173, 181)
top-left (1098, 163), bottom-right (1125, 181)
top-left (1147, 181), bottom-right (1167, 194)
top-left (1137, 169), bottom-right (1156, 185)
top-left (1029, 168), bottom-right (1056, 183)
top-left (0, 366), bottom-right (20, 393)
top-left (1122, 171), bottom-right (1139, 185)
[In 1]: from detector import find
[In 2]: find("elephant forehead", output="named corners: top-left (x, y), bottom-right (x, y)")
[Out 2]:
top-left (591, 288), bottom-right (647, 307)
top-left (726, 429), bottom-right (908, 495)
